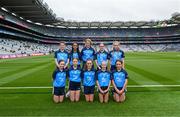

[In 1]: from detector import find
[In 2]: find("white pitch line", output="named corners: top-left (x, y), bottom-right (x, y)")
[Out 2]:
top-left (0, 85), bottom-right (180, 89)
top-left (128, 85), bottom-right (180, 87)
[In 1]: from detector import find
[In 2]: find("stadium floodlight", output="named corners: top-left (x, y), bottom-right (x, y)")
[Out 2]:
top-left (68, 27), bottom-right (78, 29)
top-left (1, 7), bottom-right (8, 12)
top-left (12, 13), bottom-right (17, 16)
top-left (26, 20), bottom-right (32, 23)
top-left (90, 27), bottom-right (98, 29)
top-left (80, 27), bottom-right (89, 29)
top-left (19, 17), bottom-right (24, 20)
top-left (45, 24), bottom-right (54, 27)
top-left (130, 26), bottom-right (138, 28)
top-left (100, 27), bottom-right (108, 29)
top-left (35, 22), bottom-right (43, 25)
top-left (56, 26), bottom-right (66, 28)
top-left (110, 27), bottom-right (118, 29)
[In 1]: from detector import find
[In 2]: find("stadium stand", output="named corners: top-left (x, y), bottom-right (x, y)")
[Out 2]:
top-left (0, 0), bottom-right (180, 57)
top-left (0, 38), bottom-right (56, 58)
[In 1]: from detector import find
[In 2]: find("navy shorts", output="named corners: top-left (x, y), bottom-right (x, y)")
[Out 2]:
top-left (98, 86), bottom-right (108, 94)
top-left (53, 87), bottom-right (65, 96)
top-left (113, 87), bottom-right (125, 94)
top-left (84, 85), bottom-right (95, 95)
top-left (69, 81), bottom-right (81, 91)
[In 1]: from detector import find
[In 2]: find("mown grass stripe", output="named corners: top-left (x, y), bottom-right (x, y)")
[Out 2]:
top-left (0, 61), bottom-right (53, 79)
top-left (0, 85), bottom-right (180, 89)
top-left (126, 64), bottom-right (177, 83)
top-left (0, 62), bottom-right (53, 86)
top-left (126, 64), bottom-right (178, 91)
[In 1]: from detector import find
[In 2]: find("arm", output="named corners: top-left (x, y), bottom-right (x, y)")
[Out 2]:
top-left (122, 58), bottom-right (125, 69)
top-left (104, 80), bottom-right (111, 93)
top-left (64, 59), bottom-right (69, 69)
top-left (96, 80), bottom-right (104, 93)
top-left (95, 60), bottom-right (101, 70)
top-left (54, 58), bottom-right (59, 68)
top-left (112, 80), bottom-right (121, 94)
top-left (122, 51), bottom-right (125, 69)
top-left (119, 79), bottom-right (128, 94)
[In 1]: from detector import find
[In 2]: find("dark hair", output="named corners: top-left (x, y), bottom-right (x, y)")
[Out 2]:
top-left (85, 59), bottom-right (93, 70)
top-left (58, 60), bottom-right (65, 64)
top-left (71, 42), bottom-right (80, 54)
top-left (115, 60), bottom-right (123, 65)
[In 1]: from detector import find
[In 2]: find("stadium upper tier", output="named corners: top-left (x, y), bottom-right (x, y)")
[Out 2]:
top-left (0, 7), bottom-right (180, 44)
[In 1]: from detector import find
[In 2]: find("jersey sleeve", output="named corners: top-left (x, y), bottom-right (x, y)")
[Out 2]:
top-left (95, 71), bottom-right (99, 81)
top-left (54, 51), bottom-right (57, 58)
top-left (81, 71), bottom-right (84, 81)
top-left (66, 51), bottom-right (70, 59)
top-left (124, 70), bottom-right (128, 79)
top-left (111, 71), bottom-right (114, 80)
top-left (80, 48), bottom-right (84, 60)
top-left (121, 50), bottom-right (125, 58)
top-left (52, 70), bottom-right (57, 80)
top-left (109, 71), bottom-right (113, 80)
top-left (78, 51), bottom-right (82, 60)
top-left (93, 48), bottom-right (96, 56)
top-left (65, 69), bottom-right (68, 79)
top-left (95, 52), bottom-right (98, 60)
top-left (106, 51), bottom-right (110, 59)
top-left (66, 69), bottom-right (70, 78)
top-left (109, 51), bottom-right (112, 58)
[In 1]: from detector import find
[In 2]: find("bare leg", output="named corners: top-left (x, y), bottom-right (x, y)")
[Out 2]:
top-left (70, 90), bottom-right (75, 102)
top-left (75, 90), bottom-right (80, 102)
top-left (85, 95), bottom-right (90, 102)
top-left (59, 95), bottom-right (64, 103)
top-left (104, 92), bottom-right (109, 103)
top-left (119, 93), bottom-right (126, 102)
top-left (115, 93), bottom-right (120, 102)
top-left (89, 94), bottom-right (94, 102)
top-left (53, 95), bottom-right (59, 103)
top-left (99, 93), bottom-right (104, 103)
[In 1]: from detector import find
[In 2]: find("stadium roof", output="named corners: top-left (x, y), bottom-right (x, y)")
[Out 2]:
top-left (0, 0), bottom-right (59, 24)
top-left (0, 0), bottom-right (180, 28)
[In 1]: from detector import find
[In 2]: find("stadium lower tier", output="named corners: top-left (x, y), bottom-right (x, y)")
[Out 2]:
top-left (1, 38), bottom-right (180, 57)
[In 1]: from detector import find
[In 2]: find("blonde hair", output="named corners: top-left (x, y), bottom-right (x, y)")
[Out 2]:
top-left (112, 41), bottom-right (120, 50)
top-left (85, 38), bottom-right (93, 45)
top-left (113, 41), bottom-right (120, 46)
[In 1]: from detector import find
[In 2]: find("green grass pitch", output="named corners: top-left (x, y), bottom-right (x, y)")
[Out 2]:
top-left (0, 52), bottom-right (180, 116)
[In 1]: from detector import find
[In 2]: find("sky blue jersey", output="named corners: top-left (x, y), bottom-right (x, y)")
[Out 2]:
top-left (96, 70), bottom-right (111, 87)
top-left (52, 69), bottom-right (67, 87)
top-left (95, 50), bottom-right (109, 65)
top-left (68, 66), bottom-right (82, 82)
top-left (54, 49), bottom-right (69, 64)
top-left (82, 69), bottom-right (96, 86)
top-left (109, 50), bottom-right (125, 66)
top-left (112, 69), bottom-right (128, 88)
top-left (81, 47), bottom-right (95, 62)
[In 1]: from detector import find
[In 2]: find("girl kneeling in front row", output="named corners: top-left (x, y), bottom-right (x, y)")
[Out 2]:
top-left (96, 61), bottom-right (111, 103)
top-left (52, 60), bottom-right (67, 103)
top-left (82, 59), bottom-right (96, 102)
top-left (68, 58), bottom-right (82, 102)
top-left (112, 60), bottom-right (128, 102)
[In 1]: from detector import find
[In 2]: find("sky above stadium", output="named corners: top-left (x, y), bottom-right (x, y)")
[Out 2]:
top-left (44, 0), bottom-right (180, 22)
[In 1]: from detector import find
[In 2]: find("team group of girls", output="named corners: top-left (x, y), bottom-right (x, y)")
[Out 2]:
top-left (52, 39), bottom-right (128, 103)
